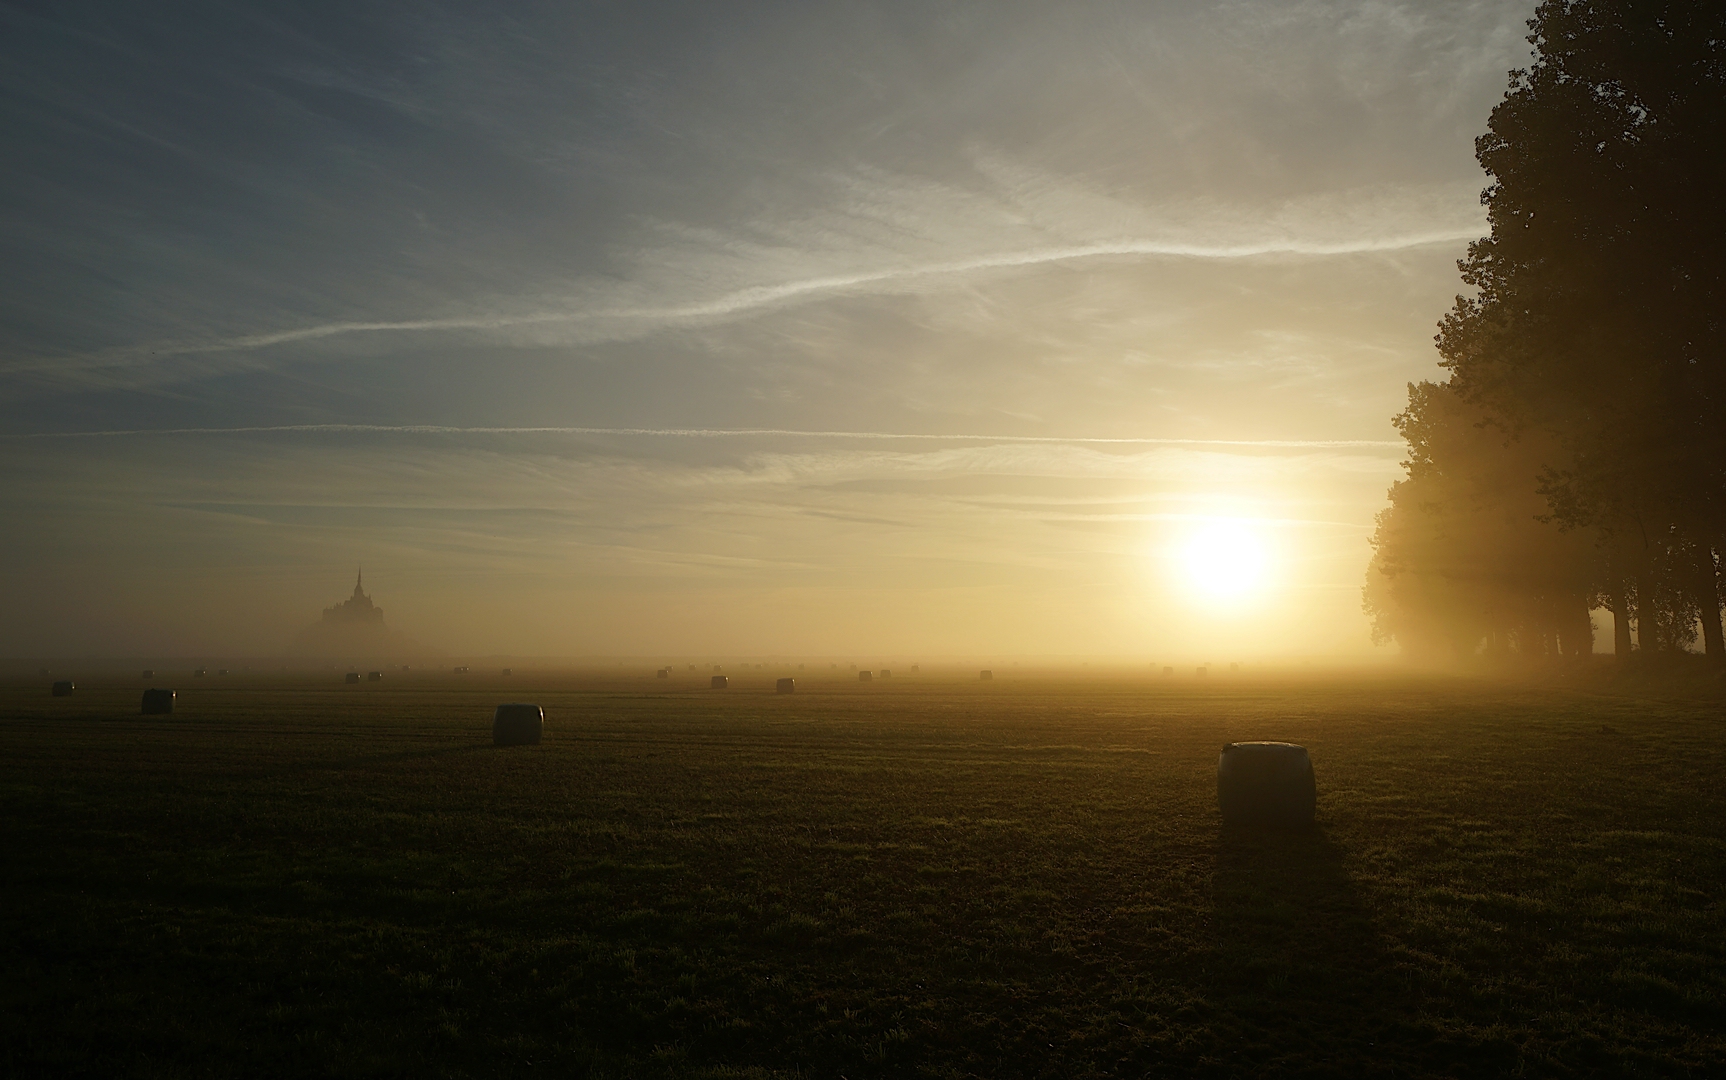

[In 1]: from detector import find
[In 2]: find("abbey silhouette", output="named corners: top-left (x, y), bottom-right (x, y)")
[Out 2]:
top-left (291, 569), bottom-right (428, 658)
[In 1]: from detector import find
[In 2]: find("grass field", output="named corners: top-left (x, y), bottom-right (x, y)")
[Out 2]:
top-left (3, 670), bottom-right (1723, 1077)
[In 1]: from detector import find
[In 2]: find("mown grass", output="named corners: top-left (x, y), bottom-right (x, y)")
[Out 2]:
top-left (2, 671), bottom-right (1722, 1077)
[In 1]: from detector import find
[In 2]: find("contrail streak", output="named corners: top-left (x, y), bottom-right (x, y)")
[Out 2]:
top-left (26, 229), bottom-right (1480, 369)
top-left (5, 423), bottom-right (1405, 448)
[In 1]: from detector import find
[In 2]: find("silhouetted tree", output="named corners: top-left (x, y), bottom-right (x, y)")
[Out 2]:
top-left (1387, 0), bottom-right (1726, 665)
top-left (1366, 381), bottom-right (1598, 664)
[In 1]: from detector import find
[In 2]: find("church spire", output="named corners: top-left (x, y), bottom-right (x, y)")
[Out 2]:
top-left (354, 566), bottom-right (364, 597)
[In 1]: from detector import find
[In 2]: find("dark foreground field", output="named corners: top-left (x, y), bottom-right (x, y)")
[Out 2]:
top-left (3, 671), bottom-right (1723, 1078)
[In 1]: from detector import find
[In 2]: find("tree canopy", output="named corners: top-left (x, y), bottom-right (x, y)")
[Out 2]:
top-left (1367, 0), bottom-right (1726, 666)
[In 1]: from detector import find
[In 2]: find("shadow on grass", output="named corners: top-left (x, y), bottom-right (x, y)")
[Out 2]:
top-left (1209, 825), bottom-right (1529, 1075)
top-left (1207, 825), bottom-right (1427, 1074)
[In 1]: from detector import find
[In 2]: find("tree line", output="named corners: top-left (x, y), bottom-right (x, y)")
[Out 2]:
top-left (1365, 0), bottom-right (1726, 666)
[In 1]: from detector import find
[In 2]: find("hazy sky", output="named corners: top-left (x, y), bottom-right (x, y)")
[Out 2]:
top-left (1, 0), bottom-right (1536, 659)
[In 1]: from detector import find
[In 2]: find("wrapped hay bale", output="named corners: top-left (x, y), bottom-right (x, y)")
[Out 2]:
top-left (493, 703), bottom-right (544, 746)
top-left (141, 688), bottom-right (175, 715)
top-left (1217, 742), bottom-right (1315, 827)
top-left (776, 677), bottom-right (795, 694)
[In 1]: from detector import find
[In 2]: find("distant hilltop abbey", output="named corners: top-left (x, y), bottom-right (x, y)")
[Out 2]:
top-left (291, 569), bottom-right (429, 658)
top-left (324, 569), bottom-right (387, 629)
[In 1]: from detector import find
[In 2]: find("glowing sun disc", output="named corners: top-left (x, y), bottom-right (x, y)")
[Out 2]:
top-left (1179, 520), bottom-right (1270, 601)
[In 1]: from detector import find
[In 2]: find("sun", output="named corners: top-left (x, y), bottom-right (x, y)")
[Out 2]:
top-left (1177, 519), bottom-right (1271, 602)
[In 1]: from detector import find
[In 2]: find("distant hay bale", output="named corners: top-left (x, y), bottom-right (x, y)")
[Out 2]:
top-left (1217, 742), bottom-right (1316, 827)
top-left (141, 688), bottom-right (175, 715)
top-left (879, 669), bottom-right (891, 678)
top-left (194, 668), bottom-right (207, 677)
top-left (345, 672), bottom-right (361, 684)
top-left (367, 670), bottom-right (383, 681)
top-left (453, 666), bottom-right (470, 674)
top-left (776, 678), bottom-right (795, 694)
top-left (501, 668), bottom-right (512, 676)
top-left (711, 675), bottom-right (729, 689)
top-left (979, 670), bottom-right (993, 681)
top-left (492, 702), bottom-right (544, 747)
top-left (51, 680), bottom-right (74, 697)
top-left (1163, 666), bottom-right (1173, 675)
top-left (1230, 662), bottom-right (1239, 672)
top-left (218, 669), bottom-right (230, 676)
top-left (141, 669), bottom-right (155, 679)
top-left (911, 665), bottom-right (919, 673)
top-left (1196, 666), bottom-right (1208, 677)
top-left (657, 668), bottom-right (669, 678)
top-left (859, 670), bottom-right (873, 682)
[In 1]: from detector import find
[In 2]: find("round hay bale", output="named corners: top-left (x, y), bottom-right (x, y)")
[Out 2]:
top-left (979, 669), bottom-right (993, 681)
top-left (1217, 742), bottom-right (1315, 827)
top-left (858, 670), bottom-right (873, 682)
top-left (711, 675), bottom-right (729, 689)
top-left (51, 680), bottom-right (74, 697)
top-left (776, 677), bottom-right (795, 694)
top-left (493, 703), bottom-right (544, 746)
top-left (141, 688), bottom-right (175, 715)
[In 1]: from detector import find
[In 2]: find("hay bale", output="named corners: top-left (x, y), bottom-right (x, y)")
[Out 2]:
top-left (711, 675), bottom-right (729, 689)
top-left (858, 670), bottom-right (873, 682)
top-left (345, 672), bottom-right (361, 684)
top-left (1217, 742), bottom-right (1315, 827)
top-left (979, 669), bottom-right (993, 681)
top-left (194, 668), bottom-right (207, 677)
top-left (879, 669), bottom-right (892, 678)
top-left (776, 677), bottom-right (795, 694)
top-left (453, 666), bottom-right (470, 674)
top-left (501, 668), bottom-right (513, 676)
top-left (51, 680), bottom-right (74, 697)
top-left (141, 669), bottom-right (155, 679)
top-left (657, 668), bottom-right (669, 678)
top-left (368, 670), bottom-right (383, 681)
top-left (141, 688), bottom-right (175, 715)
top-left (1196, 666), bottom-right (1208, 677)
top-left (218, 669), bottom-right (230, 676)
top-left (493, 702), bottom-right (544, 746)
top-left (1163, 666), bottom-right (1173, 675)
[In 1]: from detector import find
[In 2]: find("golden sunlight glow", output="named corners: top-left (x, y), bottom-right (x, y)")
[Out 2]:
top-left (1178, 519), bottom-right (1271, 602)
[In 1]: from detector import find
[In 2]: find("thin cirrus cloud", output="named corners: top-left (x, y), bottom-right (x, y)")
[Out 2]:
top-left (11, 168), bottom-right (1487, 392)
top-left (5, 424), bottom-right (1405, 449)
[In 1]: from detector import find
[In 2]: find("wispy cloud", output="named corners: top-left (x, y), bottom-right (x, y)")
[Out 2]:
top-left (10, 172), bottom-right (1484, 377)
top-left (5, 423), bottom-right (1404, 449)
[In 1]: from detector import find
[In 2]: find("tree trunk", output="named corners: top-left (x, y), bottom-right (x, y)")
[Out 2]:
top-left (1610, 576), bottom-right (1633, 660)
top-left (1568, 593), bottom-right (1595, 663)
top-left (1696, 545), bottom-right (1724, 665)
top-left (1637, 538), bottom-right (1659, 656)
